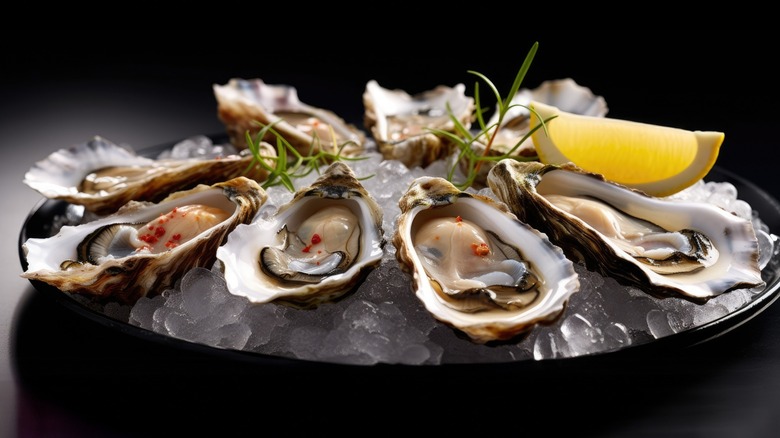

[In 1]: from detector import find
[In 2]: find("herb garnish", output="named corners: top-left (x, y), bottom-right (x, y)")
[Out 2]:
top-left (243, 120), bottom-right (371, 191)
top-left (432, 41), bottom-right (551, 190)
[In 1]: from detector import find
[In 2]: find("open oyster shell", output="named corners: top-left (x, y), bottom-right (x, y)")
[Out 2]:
top-left (487, 159), bottom-right (765, 301)
top-left (462, 78), bottom-right (607, 187)
top-left (21, 177), bottom-right (267, 304)
top-left (217, 162), bottom-right (386, 309)
top-left (214, 78), bottom-right (365, 157)
top-left (393, 176), bottom-right (580, 343)
top-left (363, 80), bottom-right (474, 168)
top-left (23, 136), bottom-right (275, 215)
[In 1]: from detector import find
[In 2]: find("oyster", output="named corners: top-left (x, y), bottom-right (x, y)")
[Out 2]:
top-left (214, 78), bottom-right (365, 157)
top-left (462, 78), bottom-right (607, 186)
top-left (23, 136), bottom-right (276, 215)
top-left (21, 177), bottom-right (267, 304)
top-left (363, 80), bottom-right (474, 168)
top-left (393, 176), bottom-right (580, 343)
top-left (217, 162), bottom-right (385, 308)
top-left (487, 159), bottom-right (765, 301)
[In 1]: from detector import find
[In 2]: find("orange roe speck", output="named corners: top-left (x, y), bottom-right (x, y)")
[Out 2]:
top-left (471, 242), bottom-right (490, 257)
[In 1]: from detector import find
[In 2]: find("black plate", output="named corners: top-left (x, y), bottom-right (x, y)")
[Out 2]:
top-left (17, 137), bottom-right (780, 367)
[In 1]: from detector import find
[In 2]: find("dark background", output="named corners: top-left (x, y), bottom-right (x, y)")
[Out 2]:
top-left (6, 31), bottom-right (776, 188)
top-left (4, 31), bottom-right (780, 437)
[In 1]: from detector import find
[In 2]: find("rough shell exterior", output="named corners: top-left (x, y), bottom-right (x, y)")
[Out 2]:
top-left (23, 136), bottom-right (275, 215)
top-left (22, 177), bottom-right (267, 304)
top-left (393, 176), bottom-right (580, 343)
top-left (214, 78), bottom-right (365, 157)
top-left (363, 80), bottom-right (474, 168)
top-left (487, 159), bottom-right (765, 301)
top-left (218, 162), bottom-right (386, 308)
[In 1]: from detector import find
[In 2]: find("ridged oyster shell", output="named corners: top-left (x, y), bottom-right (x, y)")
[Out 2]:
top-left (21, 177), bottom-right (267, 304)
top-left (23, 136), bottom-right (275, 215)
top-left (214, 78), bottom-right (365, 157)
top-left (393, 176), bottom-right (580, 343)
top-left (363, 80), bottom-right (474, 168)
top-left (217, 162), bottom-right (386, 308)
top-left (463, 78), bottom-right (607, 186)
top-left (487, 159), bottom-right (765, 301)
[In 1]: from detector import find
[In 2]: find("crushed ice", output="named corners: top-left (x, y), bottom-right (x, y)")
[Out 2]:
top-left (72, 136), bottom-right (779, 365)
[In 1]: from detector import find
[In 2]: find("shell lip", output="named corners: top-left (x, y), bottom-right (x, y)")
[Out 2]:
top-left (489, 159), bottom-right (766, 301)
top-left (394, 176), bottom-right (580, 343)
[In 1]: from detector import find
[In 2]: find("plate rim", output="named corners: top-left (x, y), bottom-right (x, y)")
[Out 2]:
top-left (17, 134), bottom-right (780, 367)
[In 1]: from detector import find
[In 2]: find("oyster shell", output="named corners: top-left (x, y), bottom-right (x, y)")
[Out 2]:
top-left (21, 177), bottom-right (267, 304)
top-left (462, 78), bottom-right (607, 186)
top-left (487, 159), bottom-right (765, 301)
top-left (214, 78), bottom-right (365, 157)
top-left (217, 162), bottom-right (386, 308)
top-left (393, 176), bottom-right (580, 343)
top-left (363, 80), bottom-right (474, 168)
top-left (23, 136), bottom-right (275, 215)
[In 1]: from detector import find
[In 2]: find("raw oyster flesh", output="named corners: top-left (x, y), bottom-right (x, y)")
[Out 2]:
top-left (214, 78), bottom-right (365, 157)
top-left (363, 80), bottom-right (474, 168)
top-left (23, 136), bottom-right (275, 215)
top-left (21, 177), bottom-right (267, 304)
top-left (487, 159), bottom-right (765, 301)
top-left (217, 162), bottom-right (386, 308)
top-left (393, 176), bottom-right (580, 343)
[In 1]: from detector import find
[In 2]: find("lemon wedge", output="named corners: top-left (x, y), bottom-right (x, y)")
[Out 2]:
top-left (529, 101), bottom-right (725, 197)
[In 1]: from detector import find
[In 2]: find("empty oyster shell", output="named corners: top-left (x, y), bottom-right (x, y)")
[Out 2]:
top-left (21, 177), bottom-right (267, 304)
top-left (217, 162), bottom-right (386, 308)
top-left (214, 78), bottom-right (365, 157)
top-left (23, 136), bottom-right (275, 215)
top-left (363, 80), bottom-right (474, 168)
top-left (463, 78), bottom-right (607, 186)
top-left (393, 176), bottom-right (580, 343)
top-left (487, 159), bottom-right (765, 301)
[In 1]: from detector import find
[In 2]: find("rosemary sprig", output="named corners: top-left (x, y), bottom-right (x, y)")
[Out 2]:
top-left (433, 41), bottom-right (552, 190)
top-left (243, 120), bottom-right (371, 191)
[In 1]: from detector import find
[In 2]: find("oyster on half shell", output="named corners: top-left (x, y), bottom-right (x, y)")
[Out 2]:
top-left (23, 136), bottom-right (275, 215)
top-left (487, 159), bottom-right (765, 301)
top-left (214, 78), bottom-right (365, 157)
top-left (363, 80), bottom-right (474, 168)
top-left (217, 162), bottom-right (386, 308)
top-left (21, 177), bottom-right (267, 304)
top-left (393, 176), bottom-right (580, 343)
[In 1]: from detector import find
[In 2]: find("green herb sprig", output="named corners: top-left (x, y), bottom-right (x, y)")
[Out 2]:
top-left (243, 120), bottom-right (371, 191)
top-left (432, 41), bottom-right (550, 190)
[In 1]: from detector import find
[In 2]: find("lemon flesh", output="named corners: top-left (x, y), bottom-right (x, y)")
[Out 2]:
top-left (530, 101), bottom-right (725, 197)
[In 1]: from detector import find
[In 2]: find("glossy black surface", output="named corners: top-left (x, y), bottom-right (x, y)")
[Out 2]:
top-left (5, 32), bottom-right (780, 437)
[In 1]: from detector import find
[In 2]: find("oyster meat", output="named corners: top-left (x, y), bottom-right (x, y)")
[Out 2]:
top-left (462, 78), bottom-right (607, 186)
top-left (23, 136), bottom-right (275, 215)
top-left (393, 176), bottom-right (580, 343)
top-left (21, 177), bottom-right (267, 304)
top-left (363, 80), bottom-right (474, 168)
top-left (217, 162), bottom-right (386, 308)
top-left (487, 159), bottom-right (765, 301)
top-left (214, 78), bottom-right (365, 157)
